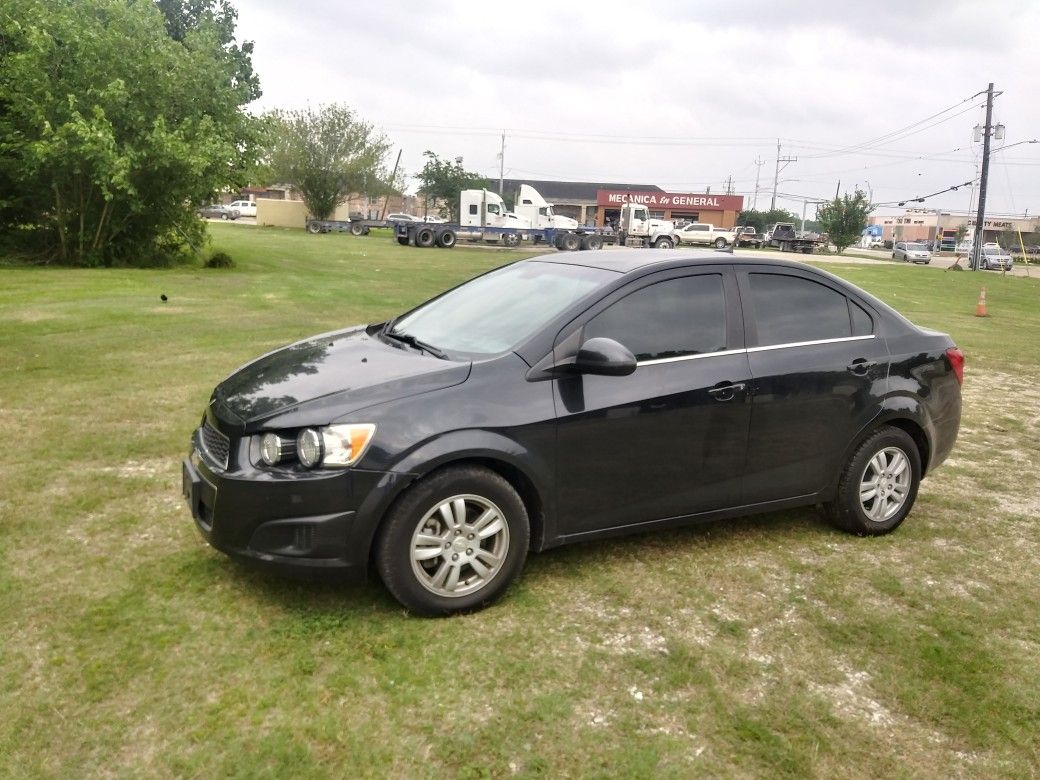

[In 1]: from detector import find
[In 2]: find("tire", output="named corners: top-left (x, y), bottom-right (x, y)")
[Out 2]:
top-left (892, 253), bottom-right (897, 260)
top-left (415, 227), bottom-right (436, 248)
top-left (502, 232), bottom-right (521, 248)
top-left (437, 229), bottom-right (457, 248)
top-left (560, 233), bottom-right (581, 252)
top-left (586, 235), bottom-right (604, 251)
top-left (350, 223), bottom-right (365, 237)
top-left (221, 213), bottom-right (230, 220)
top-left (579, 235), bottom-right (591, 250)
top-left (306, 220), bottom-right (322, 235)
top-left (396, 236), bottom-right (409, 246)
top-left (654, 237), bottom-right (674, 249)
top-left (714, 237), bottom-right (727, 249)
top-left (824, 426), bottom-right (921, 536)
top-left (375, 466), bottom-right (530, 616)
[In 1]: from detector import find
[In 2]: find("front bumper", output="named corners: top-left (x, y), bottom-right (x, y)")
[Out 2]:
top-left (182, 434), bottom-right (410, 581)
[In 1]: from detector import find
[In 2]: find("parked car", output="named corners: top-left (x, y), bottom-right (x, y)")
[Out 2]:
top-left (734, 226), bottom-right (764, 248)
top-left (892, 241), bottom-right (932, 264)
top-left (183, 252), bottom-right (963, 615)
top-left (227, 200), bottom-right (257, 218)
top-left (979, 245), bottom-right (1014, 271)
top-left (386, 213), bottom-right (420, 222)
top-left (197, 204), bottom-right (239, 220)
top-left (671, 222), bottom-right (736, 248)
top-left (422, 215), bottom-right (447, 223)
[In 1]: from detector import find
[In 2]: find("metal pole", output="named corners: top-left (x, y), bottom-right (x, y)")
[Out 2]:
top-left (972, 83), bottom-right (995, 270)
top-left (801, 200), bottom-right (807, 234)
top-left (499, 132), bottom-right (505, 196)
top-left (770, 140), bottom-right (780, 211)
top-left (380, 149), bottom-right (402, 221)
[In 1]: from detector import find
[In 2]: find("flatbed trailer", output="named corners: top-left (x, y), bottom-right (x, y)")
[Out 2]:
top-left (393, 222), bottom-right (616, 251)
top-left (306, 218), bottom-right (404, 236)
top-left (768, 223), bottom-right (823, 254)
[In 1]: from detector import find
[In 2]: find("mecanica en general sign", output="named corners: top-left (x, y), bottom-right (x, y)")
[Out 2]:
top-left (596, 190), bottom-right (744, 211)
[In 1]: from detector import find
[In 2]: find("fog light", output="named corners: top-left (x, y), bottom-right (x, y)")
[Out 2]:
top-left (297, 428), bottom-right (323, 468)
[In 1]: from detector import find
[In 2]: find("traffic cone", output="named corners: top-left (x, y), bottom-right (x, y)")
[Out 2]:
top-left (975, 286), bottom-right (988, 317)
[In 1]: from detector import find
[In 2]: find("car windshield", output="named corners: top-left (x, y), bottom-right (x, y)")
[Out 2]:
top-left (389, 261), bottom-right (616, 357)
top-left (906, 243), bottom-right (928, 250)
top-left (983, 247), bottom-right (1004, 255)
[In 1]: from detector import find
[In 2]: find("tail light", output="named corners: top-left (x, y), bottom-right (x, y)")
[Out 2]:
top-left (945, 347), bottom-right (964, 385)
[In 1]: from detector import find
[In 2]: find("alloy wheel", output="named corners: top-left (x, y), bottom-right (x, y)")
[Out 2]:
top-left (859, 447), bottom-right (911, 522)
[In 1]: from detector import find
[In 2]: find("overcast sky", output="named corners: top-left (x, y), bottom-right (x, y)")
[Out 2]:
top-left (234, 0), bottom-right (1040, 217)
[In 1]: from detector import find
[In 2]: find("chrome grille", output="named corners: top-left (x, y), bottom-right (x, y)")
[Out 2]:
top-left (200, 421), bottom-right (230, 469)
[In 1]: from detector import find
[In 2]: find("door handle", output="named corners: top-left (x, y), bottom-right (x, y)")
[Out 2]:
top-left (847, 358), bottom-right (877, 374)
top-left (707, 382), bottom-right (746, 401)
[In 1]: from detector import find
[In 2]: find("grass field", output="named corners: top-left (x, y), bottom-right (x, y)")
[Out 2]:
top-left (2, 224), bottom-right (1039, 777)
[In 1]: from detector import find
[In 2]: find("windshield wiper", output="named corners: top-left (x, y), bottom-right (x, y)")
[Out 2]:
top-left (383, 329), bottom-right (448, 359)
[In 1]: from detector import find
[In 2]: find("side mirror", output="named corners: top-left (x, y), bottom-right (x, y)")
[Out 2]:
top-left (574, 337), bottom-right (636, 377)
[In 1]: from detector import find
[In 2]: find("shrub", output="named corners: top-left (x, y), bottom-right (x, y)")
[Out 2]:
top-left (205, 251), bottom-right (235, 269)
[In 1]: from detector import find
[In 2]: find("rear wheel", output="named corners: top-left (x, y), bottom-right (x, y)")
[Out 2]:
top-left (560, 233), bottom-right (581, 252)
top-left (375, 466), bottom-right (530, 616)
top-left (824, 426), bottom-right (921, 535)
top-left (415, 227), bottom-right (436, 248)
top-left (586, 235), bottom-right (604, 251)
top-left (502, 232), bottom-right (521, 248)
top-left (714, 237), bottom-right (728, 249)
top-left (350, 222), bottom-right (365, 237)
top-left (437, 229), bottom-right (457, 248)
top-left (396, 236), bottom-right (409, 246)
top-left (221, 213), bottom-right (230, 220)
top-left (306, 220), bottom-right (322, 235)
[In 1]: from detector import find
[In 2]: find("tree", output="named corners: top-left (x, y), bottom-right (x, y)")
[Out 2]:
top-left (815, 190), bottom-right (872, 253)
top-left (736, 208), bottom-right (802, 233)
top-left (416, 152), bottom-right (488, 222)
top-left (0, 0), bottom-right (261, 265)
top-left (266, 105), bottom-right (393, 221)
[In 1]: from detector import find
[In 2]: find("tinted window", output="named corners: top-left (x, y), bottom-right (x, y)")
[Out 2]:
top-left (851, 301), bottom-right (874, 336)
top-left (749, 273), bottom-right (852, 346)
top-left (468, 204), bottom-right (478, 215)
top-left (586, 275), bottom-right (726, 361)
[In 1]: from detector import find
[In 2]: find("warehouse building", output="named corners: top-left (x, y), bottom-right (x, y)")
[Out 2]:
top-left (499, 179), bottom-right (744, 228)
top-left (869, 207), bottom-right (1039, 246)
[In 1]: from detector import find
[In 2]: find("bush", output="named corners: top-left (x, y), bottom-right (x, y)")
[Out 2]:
top-left (205, 251), bottom-right (235, 269)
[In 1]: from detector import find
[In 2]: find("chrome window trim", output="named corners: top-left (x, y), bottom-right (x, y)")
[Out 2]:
top-left (635, 335), bottom-right (876, 367)
top-left (745, 334), bottom-right (876, 354)
top-left (638, 347), bottom-right (748, 367)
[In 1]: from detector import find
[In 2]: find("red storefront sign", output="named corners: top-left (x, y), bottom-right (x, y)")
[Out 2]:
top-left (597, 190), bottom-right (744, 211)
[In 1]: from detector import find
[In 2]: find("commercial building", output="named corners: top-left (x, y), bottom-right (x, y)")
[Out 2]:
top-left (499, 179), bottom-right (744, 228)
top-left (869, 207), bottom-right (1039, 246)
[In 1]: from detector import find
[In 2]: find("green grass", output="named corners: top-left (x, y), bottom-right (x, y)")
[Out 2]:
top-left (2, 225), bottom-right (1039, 777)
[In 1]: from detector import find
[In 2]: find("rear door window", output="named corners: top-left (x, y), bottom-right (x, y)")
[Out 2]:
top-left (748, 273), bottom-right (852, 346)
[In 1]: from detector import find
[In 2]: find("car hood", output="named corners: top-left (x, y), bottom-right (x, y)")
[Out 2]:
top-left (212, 325), bottom-right (471, 429)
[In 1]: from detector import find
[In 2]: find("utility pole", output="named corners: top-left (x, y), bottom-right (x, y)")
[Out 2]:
top-left (971, 83), bottom-right (995, 271)
top-left (770, 139), bottom-right (797, 212)
top-left (725, 175), bottom-right (733, 195)
top-left (752, 156), bottom-right (764, 210)
top-left (497, 132), bottom-right (506, 196)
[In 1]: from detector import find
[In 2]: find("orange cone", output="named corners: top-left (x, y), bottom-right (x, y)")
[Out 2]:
top-left (975, 286), bottom-right (988, 317)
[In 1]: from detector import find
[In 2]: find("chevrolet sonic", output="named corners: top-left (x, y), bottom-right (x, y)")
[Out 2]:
top-left (183, 252), bottom-right (963, 615)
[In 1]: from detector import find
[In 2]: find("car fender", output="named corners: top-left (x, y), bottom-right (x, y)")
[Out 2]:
top-left (828, 393), bottom-right (936, 497)
top-left (350, 429), bottom-right (556, 557)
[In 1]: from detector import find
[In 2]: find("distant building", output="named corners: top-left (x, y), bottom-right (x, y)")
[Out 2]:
top-left (499, 179), bottom-right (744, 228)
top-left (869, 207), bottom-right (1038, 245)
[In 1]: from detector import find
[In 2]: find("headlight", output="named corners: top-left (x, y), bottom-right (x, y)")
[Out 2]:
top-left (295, 424), bottom-right (375, 469)
top-left (260, 433), bottom-right (284, 466)
top-left (297, 428), bottom-right (323, 468)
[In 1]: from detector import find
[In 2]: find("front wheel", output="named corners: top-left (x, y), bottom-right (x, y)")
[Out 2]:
top-left (824, 426), bottom-right (921, 535)
top-left (221, 213), bottom-right (230, 220)
top-left (654, 237), bottom-right (674, 249)
top-left (714, 237), bottom-right (728, 249)
top-left (376, 466), bottom-right (530, 616)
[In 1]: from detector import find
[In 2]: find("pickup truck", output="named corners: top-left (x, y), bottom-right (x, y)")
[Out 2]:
top-left (734, 226), bottom-right (764, 248)
top-left (671, 222), bottom-right (737, 249)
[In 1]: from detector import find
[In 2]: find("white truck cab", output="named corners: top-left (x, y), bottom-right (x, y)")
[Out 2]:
top-left (619, 203), bottom-right (675, 248)
top-left (513, 184), bottom-right (579, 229)
top-left (459, 189), bottom-right (532, 229)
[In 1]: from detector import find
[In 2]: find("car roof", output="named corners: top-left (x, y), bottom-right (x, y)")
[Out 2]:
top-left (529, 249), bottom-right (826, 275)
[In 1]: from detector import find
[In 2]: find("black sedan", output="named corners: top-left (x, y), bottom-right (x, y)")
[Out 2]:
top-left (183, 252), bottom-right (963, 615)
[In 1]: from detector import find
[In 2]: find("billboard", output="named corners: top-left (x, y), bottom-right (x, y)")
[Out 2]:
top-left (597, 190), bottom-right (744, 211)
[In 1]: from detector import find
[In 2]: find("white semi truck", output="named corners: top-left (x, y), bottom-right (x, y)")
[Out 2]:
top-left (617, 203), bottom-right (676, 248)
top-left (395, 186), bottom-right (613, 251)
